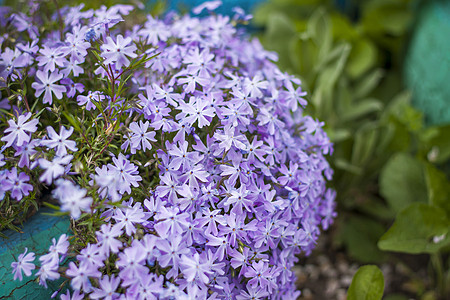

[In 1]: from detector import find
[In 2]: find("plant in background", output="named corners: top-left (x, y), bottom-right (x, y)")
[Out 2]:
top-left (254, 0), bottom-right (450, 298)
top-left (1, 1), bottom-right (336, 298)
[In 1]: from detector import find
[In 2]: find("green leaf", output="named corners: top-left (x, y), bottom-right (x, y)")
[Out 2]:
top-left (426, 124), bottom-right (450, 163)
top-left (62, 111), bottom-right (82, 132)
top-left (354, 69), bottom-right (384, 99)
top-left (334, 158), bottom-right (362, 175)
top-left (351, 122), bottom-right (379, 167)
top-left (341, 98), bottom-right (383, 122)
top-left (264, 12), bottom-right (296, 68)
top-left (346, 39), bottom-right (378, 79)
top-left (312, 42), bottom-right (350, 118)
top-left (379, 153), bottom-right (428, 213)
top-left (307, 8), bottom-right (332, 61)
top-left (425, 163), bottom-right (450, 218)
top-left (378, 203), bottom-right (450, 254)
top-left (341, 217), bottom-right (388, 263)
top-left (347, 265), bottom-right (384, 300)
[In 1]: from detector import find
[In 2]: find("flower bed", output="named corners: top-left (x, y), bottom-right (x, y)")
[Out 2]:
top-left (1, 2), bottom-right (335, 298)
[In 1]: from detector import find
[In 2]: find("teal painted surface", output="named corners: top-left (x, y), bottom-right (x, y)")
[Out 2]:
top-left (0, 208), bottom-right (70, 299)
top-left (404, 0), bottom-right (450, 125)
top-left (151, 0), bottom-right (265, 16)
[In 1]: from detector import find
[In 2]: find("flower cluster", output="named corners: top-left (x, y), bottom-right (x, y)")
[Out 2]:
top-left (2, 1), bottom-right (336, 299)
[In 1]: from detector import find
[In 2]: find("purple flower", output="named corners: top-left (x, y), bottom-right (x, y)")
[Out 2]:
top-left (66, 261), bottom-right (101, 293)
top-left (180, 252), bottom-right (211, 283)
top-left (11, 248), bottom-right (35, 281)
top-left (39, 234), bottom-right (69, 265)
top-left (38, 155), bottom-right (73, 185)
top-left (113, 204), bottom-right (146, 235)
top-left (96, 223), bottom-right (123, 256)
top-left (31, 69), bottom-right (65, 104)
top-left (53, 179), bottom-right (92, 219)
top-left (127, 120), bottom-right (156, 154)
top-left (41, 126), bottom-right (77, 156)
top-left (108, 153), bottom-right (142, 194)
top-left (1, 167), bottom-right (33, 201)
top-left (14, 139), bottom-right (39, 168)
top-left (77, 91), bottom-right (105, 111)
top-left (90, 275), bottom-right (120, 300)
top-left (36, 45), bottom-right (66, 72)
top-left (1, 112), bottom-right (38, 148)
top-left (101, 34), bottom-right (137, 69)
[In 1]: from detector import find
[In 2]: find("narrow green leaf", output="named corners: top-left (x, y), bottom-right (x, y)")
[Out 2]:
top-left (351, 123), bottom-right (378, 167)
top-left (62, 111), bottom-right (82, 132)
top-left (354, 69), bottom-right (384, 99)
top-left (348, 265), bottom-right (384, 300)
top-left (341, 99), bottom-right (383, 122)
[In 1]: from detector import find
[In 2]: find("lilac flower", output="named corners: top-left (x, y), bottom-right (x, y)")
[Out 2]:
top-left (96, 223), bottom-right (123, 256)
top-left (36, 45), bottom-right (66, 72)
top-left (192, 1), bottom-right (222, 14)
top-left (127, 120), bottom-right (156, 154)
top-left (35, 260), bottom-right (60, 288)
top-left (180, 253), bottom-right (211, 283)
top-left (113, 204), bottom-right (146, 235)
top-left (60, 290), bottom-right (84, 300)
top-left (1, 167), bottom-right (33, 201)
top-left (108, 153), bottom-right (142, 194)
top-left (11, 248), bottom-right (35, 281)
top-left (116, 241), bottom-right (148, 284)
top-left (53, 179), bottom-right (92, 219)
top-left (41, 126), bottom-right (77, 156)
top-left (90, 275), bottom-right (120, 300)
top-left (66, 261), bottom-right (101, 292)
top-left (101, 34), bottom-right (137, 69)
top-left (31, 70), bottom-right (65, 104)
top-left (4, 5), bottom-right (337, 298)
top-left (156, 234), bottom-right (190, 279)
top-left (1, 112), bottom-right (38, 148)
top-left (39, 234), bottom-right (69, 265)
top-left (77, 91), bottom-right (105, 111)
top-left (38, 155), bottom-right (73, 185)
top-left (61, 78), bottom-right (84, 98)
top-left (14, 139), bottom-right (39, 168)
top-left (177, 96), bottom-right (215, 128)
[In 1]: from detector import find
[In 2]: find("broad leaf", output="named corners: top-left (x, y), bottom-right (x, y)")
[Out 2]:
top-left (347, 265), bottom-right (384, 300)
top-left (379, 153), bottom-right (427, 213)
top-left (378, 203), bottom-right (450, 254)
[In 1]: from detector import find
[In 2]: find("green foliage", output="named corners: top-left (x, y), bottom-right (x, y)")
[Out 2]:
top-left (337, 216), bottom-right (387, 262)
top-left (379, 153), bottom-right (428, 213)
top-left (378, 203), bottom-right (450, 254)
top-left (347, 265), bottom-right (385, 300)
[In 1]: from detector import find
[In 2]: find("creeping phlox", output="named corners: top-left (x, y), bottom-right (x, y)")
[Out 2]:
top-left (2, 1), bottom-right (336, 299)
